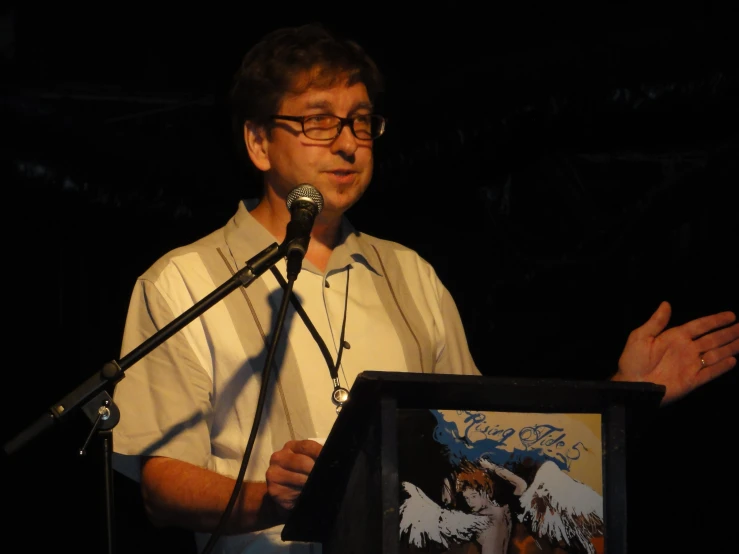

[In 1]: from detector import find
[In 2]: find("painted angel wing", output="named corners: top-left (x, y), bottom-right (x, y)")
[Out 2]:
top-left (399, 481), bottom-right (490, 549)
top-left (517, 460), bottom-right (604, 554)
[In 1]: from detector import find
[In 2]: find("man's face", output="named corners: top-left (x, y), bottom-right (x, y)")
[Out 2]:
top-left (257, 77), bottom-right (375, 220)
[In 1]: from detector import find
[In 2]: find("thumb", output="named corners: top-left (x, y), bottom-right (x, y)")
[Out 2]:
top-left (633, 301), bottom-right (672, 339)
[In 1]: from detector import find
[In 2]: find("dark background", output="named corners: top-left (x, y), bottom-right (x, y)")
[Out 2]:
top-left (1, 3), bottom-right (737, 553)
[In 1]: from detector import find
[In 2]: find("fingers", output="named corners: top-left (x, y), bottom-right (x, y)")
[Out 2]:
top-left (686, 318), bottom-right (738, 381)
top-left (265, 440), bottom-right (324, 510)
top-left (292, 439), bottom-right (323, 460)
top-left (267, 440), bottom-right (322, 489)
top-left (693, 322), bottom-right (739, 356)
top-left (694, 356), bottom-right (737, 389)
top-left (266, 480), bottom-right (303, 511)
top-left (268, 440), bottom-right (321, 477)
top-left (266, 460), bottom-right (310, 488)
top-left (683, 311), bottom-right (737, 340)
top-left (631, 301), bottom-right (672, 340)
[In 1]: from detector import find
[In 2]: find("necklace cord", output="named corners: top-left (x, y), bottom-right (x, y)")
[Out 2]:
top-left (269, 266), bottom-right (351, 381)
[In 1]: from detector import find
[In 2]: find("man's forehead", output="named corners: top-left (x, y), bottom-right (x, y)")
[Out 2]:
top-left (279, 80), bottom-right (371, 110)
top-left (288, 66), bottom-right (352, 92)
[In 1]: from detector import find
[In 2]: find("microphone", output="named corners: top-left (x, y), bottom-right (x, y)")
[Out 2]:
top-left (283, 183), bottom-right (324, 279)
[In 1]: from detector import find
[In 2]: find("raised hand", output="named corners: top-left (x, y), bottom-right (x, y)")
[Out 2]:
top-left (612, 301), bottom-right (739, 404)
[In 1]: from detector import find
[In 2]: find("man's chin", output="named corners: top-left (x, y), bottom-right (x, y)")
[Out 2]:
top-left (323, 187), bottom-right (368, 214)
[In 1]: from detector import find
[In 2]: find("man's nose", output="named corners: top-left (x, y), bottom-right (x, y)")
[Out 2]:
top-left (330, 122), bottom-right (359, 156)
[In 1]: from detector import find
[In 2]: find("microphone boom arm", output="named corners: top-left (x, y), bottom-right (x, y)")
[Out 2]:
top-left (4, 241), bottom-right (284, 455)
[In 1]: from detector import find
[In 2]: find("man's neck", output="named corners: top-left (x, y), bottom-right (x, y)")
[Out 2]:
top-left (249, 195), bottom-right (341, 272)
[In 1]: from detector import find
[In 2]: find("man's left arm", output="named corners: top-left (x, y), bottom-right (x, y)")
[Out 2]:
top-left (611, 300), bottom-right (739, 404)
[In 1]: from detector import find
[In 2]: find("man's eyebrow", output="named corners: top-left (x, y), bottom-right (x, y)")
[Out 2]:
top-left (303, 100), bottom-right (333, 110)
top-left (351, 101), bottom-right (374, 112)
top-left (302, 100), bottom-right (374, 112)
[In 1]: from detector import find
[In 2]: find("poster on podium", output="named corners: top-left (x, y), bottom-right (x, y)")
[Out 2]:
top-left (398, 408), bottom-right (604, 553)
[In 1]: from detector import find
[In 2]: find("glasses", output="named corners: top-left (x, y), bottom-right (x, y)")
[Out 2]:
top-left (270, 114), bottom-right (386, 141)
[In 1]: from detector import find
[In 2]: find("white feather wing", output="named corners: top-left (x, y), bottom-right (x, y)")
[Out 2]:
top-left (399, 481), bottom-right (490, 549)
top-left (518, 461), bottom-right (604, 554)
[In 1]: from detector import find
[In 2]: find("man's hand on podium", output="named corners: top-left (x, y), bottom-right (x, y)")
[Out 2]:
top-left (265, 439), bottom-right (324, 512)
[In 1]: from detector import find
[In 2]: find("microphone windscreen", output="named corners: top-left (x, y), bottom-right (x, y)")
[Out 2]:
top-left (286, 184), bottom-right (325, 214)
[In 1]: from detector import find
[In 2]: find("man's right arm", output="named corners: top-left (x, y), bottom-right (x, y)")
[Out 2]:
top-left (140, 439), bottom-right (323, 534)
top-left (140, 456), bottom-right (283, 534)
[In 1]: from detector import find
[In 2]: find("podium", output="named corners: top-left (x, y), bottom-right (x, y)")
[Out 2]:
top-left (281, 371), bottom-right (664, 554)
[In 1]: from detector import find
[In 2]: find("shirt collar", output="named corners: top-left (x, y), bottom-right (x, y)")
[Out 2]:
top-left (226, 199), bottom-right (382, 277)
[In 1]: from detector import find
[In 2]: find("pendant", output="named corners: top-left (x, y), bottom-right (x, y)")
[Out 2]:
top-left (332, 385), bottom-right (350, 414)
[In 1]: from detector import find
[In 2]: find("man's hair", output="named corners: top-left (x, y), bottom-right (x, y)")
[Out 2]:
top-left (229, 22), bottom-right (384, 152)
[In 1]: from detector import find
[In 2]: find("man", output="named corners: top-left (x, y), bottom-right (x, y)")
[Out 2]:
top-left (111, 23), bottom-right (739, 554)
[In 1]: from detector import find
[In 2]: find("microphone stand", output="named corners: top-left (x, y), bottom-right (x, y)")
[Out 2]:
top-left (3, 240), bottom-right (288, 554)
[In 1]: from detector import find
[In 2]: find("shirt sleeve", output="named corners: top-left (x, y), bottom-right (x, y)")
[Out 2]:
top-left (111, 277), bottom-right (214, 482)
top-left (434, 282), bottom-right (482, 377)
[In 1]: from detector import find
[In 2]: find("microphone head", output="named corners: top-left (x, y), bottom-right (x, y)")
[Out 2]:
top-left (286, 184), bottom-right (324, 215)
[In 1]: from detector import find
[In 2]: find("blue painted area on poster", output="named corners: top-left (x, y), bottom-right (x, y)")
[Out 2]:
top-left (431, 409), bottom-right (590, 471)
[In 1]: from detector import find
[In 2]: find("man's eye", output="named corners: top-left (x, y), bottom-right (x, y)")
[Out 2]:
top-left (305, 115), bottom-right (336, 127)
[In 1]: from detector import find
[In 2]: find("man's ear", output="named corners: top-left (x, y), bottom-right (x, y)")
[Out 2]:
top-left (244, 122), bottom-right (271, 171)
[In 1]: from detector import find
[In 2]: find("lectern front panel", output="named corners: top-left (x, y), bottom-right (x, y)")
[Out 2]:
top-left (397, 408), bottom-right (605, 554)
